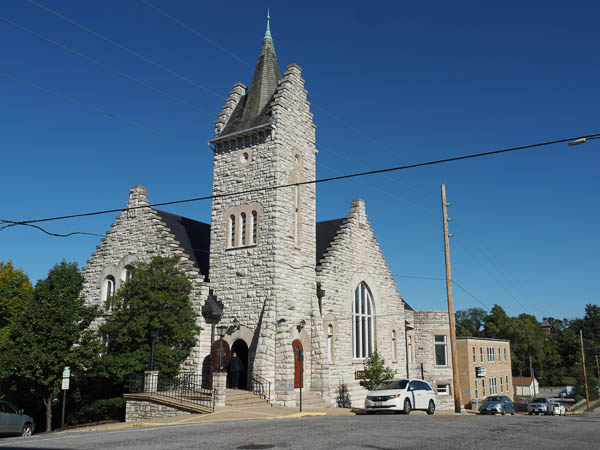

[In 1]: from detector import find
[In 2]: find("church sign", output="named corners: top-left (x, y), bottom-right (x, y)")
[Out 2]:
top-left (354, 370), bottom-right (366, 380)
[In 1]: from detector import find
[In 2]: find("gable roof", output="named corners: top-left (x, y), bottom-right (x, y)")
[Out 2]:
top-left (513, 376), bottom-right (536, 386)
top-left (316, 218), bottom-right (345, 265)
top-left (155, 210), bottom-right (211, 277)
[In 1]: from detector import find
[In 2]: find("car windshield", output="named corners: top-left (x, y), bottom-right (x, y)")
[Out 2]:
top-left (485, 396), bottom-right (503, 402)
top-left (532, 398), bottom-right (546, 403)
top-left (375, 380), bottom-right (408, 390)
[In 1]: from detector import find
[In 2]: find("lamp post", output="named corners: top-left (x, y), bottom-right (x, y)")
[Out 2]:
top-left (149, 330), bottom-right (159, 371)
top-left (216, 324), bottom-right (228, 371)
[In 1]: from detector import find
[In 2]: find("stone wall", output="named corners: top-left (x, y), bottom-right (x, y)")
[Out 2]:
top-left (317, 199), bottom-right (407, 407)
top-left (412, 310), bottom-right (455, 410)
top-left (125, 398), bottom-right (191, 422)
top-left (80, 185), bottom-right (210, 374)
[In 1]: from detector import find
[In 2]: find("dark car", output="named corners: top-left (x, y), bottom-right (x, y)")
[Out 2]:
top-left (0, 401), bottom-right (35, 437)
top-left (479, 396), bottom-right (515, 415)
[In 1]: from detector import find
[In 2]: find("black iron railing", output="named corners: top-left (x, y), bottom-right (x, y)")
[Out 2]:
top-left (129, 372), bottom-right (215, 412)
top-left (251, 373), bottom-right (271, 405)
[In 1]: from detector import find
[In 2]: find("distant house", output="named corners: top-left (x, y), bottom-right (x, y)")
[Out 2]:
top-left (513, 376), bottom-right (539, 397)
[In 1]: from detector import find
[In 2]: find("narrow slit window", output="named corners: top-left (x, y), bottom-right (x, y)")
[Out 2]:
top-left (252, 210), bottom-right (257, 244)
top-left (230, 214), bottom-right (236, 248)
top-left (241, 212), bottom-right (247, 245)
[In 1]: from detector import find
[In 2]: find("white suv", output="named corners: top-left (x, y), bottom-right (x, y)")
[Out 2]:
top-left (364, 379), bottom-right (437, 415)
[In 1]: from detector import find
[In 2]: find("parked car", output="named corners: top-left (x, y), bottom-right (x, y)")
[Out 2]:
top-left (528, 397), bottom-right (553, 415)
top-left (364, 379), bottom-right (437, 415)
top-left (559, 386), bottom-right (576, 398)
top-left (552, 402), bottom-right (566, 416)
top-left (0, 401), bottom-right (35, 437)
top-left (479, 396), bottom-right (515, 415)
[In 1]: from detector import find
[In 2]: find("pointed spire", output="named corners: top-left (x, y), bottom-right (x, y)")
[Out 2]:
top-left (264, 9), bottom-right (272, 41)
top-left (239, 11), bottom-right (281, 127)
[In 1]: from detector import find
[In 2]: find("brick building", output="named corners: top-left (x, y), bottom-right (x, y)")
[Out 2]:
top-left (82, 16), bottom-right (453, 408)
top-left (456, 337), bottom-right (513, 409)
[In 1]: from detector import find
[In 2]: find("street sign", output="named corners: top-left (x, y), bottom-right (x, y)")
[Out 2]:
top-left (61, 378), bottom-right (70, 390)
top-left (63, 367), bottom-right (70, 378)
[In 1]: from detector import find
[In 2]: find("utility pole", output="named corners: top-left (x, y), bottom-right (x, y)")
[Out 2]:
top-left (596, 355), bottom-right (599, 382)
top-left (441, 184), bottom-right (461, 413)
top-left (580, 329), bottom-right (590, 410)
top-left (529, 355), bottom-right (536, 397)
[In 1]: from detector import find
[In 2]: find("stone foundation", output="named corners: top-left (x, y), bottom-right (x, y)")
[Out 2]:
top-left (125, 398), bottom-right (192, 422)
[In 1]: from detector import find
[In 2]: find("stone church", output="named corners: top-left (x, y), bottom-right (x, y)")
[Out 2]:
top-left (82, 17), bottom-right (454, 409)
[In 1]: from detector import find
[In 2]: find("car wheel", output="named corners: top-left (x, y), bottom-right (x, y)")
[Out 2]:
top-left (501, 407), bottom-right (505, 415)
top-left (403, 398), bottom-right (411, 415)
top-left (426, 400), bottom-right (435, 415)
top-left (511, 410), bottom-right (515, 416)
top-left (366, 410), bottom-right (376, 415)
top-left (21, 423), bottom-right (33, 437)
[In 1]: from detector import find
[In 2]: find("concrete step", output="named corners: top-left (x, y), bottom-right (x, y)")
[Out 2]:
top-left (225, 389), bottom-right (269, 407)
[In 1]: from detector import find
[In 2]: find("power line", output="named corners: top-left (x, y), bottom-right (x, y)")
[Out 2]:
top-left (26, 0), bottom-right (224, 100)
top-left (0, 16), bottom-right (212, 116)
top-left (0, 71), bottom-right (201, 148)
top-left (2, 132), bottom-right (598, 227)
top-left (140, 0), bottom-right (253, 69)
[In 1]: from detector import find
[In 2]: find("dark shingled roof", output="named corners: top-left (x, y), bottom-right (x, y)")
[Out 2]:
top-left (403, 300), bottom-right (414, 311)
top-left (155, 210), bottom-right (211, 277)
top-left (316, 218), bottom-right (345, 265)
top-left (219, 27), bottom-right (281, 136)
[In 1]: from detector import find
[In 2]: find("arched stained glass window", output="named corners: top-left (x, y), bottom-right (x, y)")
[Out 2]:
top-left (327, 324), bottom-right (334, 362)
top-left (229, 214), bottom-right (236, 248)
top-left (251, 210), bottom-right (258, 244)
top-left (241, 212), bottom-right (247, 245)
top-left (103, 275), bottom-right (115, 311)
top-left (353, 282), bottom-right (374, 359)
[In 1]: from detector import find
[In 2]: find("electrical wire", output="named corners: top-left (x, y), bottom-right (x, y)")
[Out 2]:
top-left (0, 16), bottom-right (212, 116)
top-left (2, 132), bottom-right (597, 227)
top-left (0, 72), bottom-right (201, 149)
top-left (26, 0), bottom-right (224, 100)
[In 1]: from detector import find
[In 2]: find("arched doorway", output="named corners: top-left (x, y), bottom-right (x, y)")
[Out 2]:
top-left (292, 339), bottom-right (304, 388)
top-left (231, 339), bottom-right (249, 390)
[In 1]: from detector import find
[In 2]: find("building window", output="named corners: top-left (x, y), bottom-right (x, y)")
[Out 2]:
top-left (102, 275), bottom-right (115, 311)
top-left (487, 347), bottom-right (496, 363)
top-left (482, 378), bottom-right (486, 397)
top-left (353, 282), bottom-right (374, 359)
top-left (252, 210), bottom-right (258, 244)
top-left (241, 212), bottom-right (247, 246)
top-left (434, 335), bottom-right (447, 366)
top-left (474, 379), bottom-right (479, 399)
top-left (506, 376), bottom-right (510, 393)
top-left (229, 214), bottom-right (236, 247)
top-left (472, 346), bottom-right (477, 363)
top-left (500, 375), bottom-right (504, 393)
top-left (490, 377), bottom-right (498, 395)
top-left (327, 324), bottom-right (334, 363)
top-left (498, 347), bottom-right (502, 363)
top-left (437, 384), bottom-right (450, 396)
top-left (392, 330), bottom-right (397, 362)
top-left (504, 347), bottom-right (507, 362)
top-left (480, 346), bottom-right (484, 363)
top-left (121, 265), bottom-right (133, 284)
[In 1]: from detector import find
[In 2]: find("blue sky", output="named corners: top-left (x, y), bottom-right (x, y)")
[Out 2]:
top-left (1, 0), bottom-right (598, 321)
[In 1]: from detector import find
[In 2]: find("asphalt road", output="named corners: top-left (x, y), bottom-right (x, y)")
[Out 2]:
top-left (2, 411), bottom-right (599, 449)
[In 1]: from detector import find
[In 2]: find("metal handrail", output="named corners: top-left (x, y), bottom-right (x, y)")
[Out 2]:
top-left (129, 372), bottom-right (215, 412)
top-left (251, 373), bottom-right (272, 406)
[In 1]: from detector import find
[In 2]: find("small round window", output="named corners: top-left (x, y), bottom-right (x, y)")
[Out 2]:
top-left (237, 148), bottom-right (253, 167)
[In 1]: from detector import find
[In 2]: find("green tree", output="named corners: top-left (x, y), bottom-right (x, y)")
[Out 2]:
top-left (0, 261), bottom-right (33, 348)
top-left (455, 307), bottom-right (487, 337)
top-left (359, 351), bottom-right (395, 391)
top-left (95, 256), bottom-right (200, 388)
top-left (0, 261), bottom-right (100, 432)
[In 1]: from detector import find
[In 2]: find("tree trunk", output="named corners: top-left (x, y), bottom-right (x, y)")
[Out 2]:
top-left (42, 396), bottom-right (52, 432)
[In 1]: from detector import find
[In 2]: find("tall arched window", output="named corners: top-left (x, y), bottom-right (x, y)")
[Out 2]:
top-left (251, 210), bottom-right (258, 244)
top-left (392, 329), bottom-right (397, 362)
top-left (103, 275), bottom-right (115, 311)
top-left (327, 324), bottom-right (334, 362)
top-left (121, 265), bottom-right (133, 284)
top-left (241, 212), bottom-right (247, 245)
top-left (229, 214), bottom-right (236, 248)
top-left (353, 282), bottom-right (374, 359)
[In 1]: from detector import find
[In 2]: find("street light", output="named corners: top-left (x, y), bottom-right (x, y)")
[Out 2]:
top-left (568, 136), bottom-right (600, 146)
top-left (149, 330), bottom-right (159, 371)
top-left (216, 324), bottom-right (228, 371)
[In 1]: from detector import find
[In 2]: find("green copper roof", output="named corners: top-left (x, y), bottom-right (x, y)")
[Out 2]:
top-left (264, 10), bottom-right (272, 41)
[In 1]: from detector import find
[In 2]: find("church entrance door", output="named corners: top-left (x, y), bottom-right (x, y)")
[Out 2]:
top-left (210, 338), bottom-right (230, 376)
top-left (231, 339), bottom-right (249, 390)
top-left (292, 339), bottom-right (304, 388)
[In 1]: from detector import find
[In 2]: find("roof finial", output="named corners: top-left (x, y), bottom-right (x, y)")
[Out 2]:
top-left (264, 9), bottom-right (272, 41)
